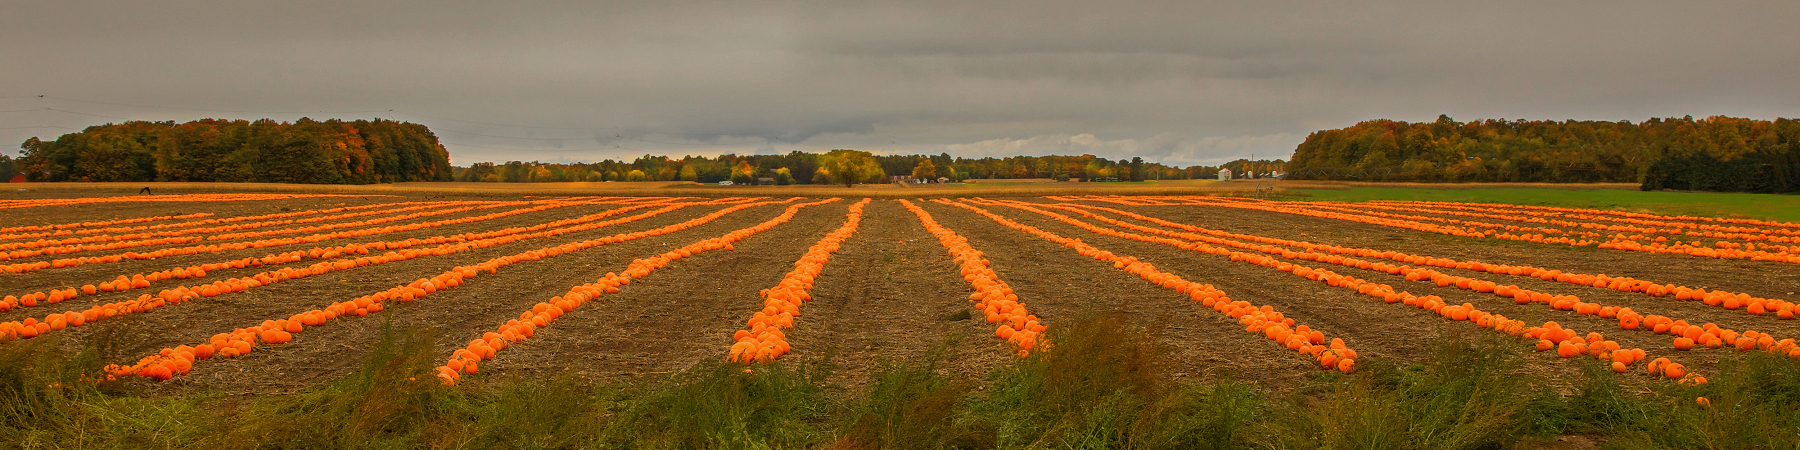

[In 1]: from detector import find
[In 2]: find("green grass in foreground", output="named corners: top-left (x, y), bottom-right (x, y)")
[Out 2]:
top-left (1289, 187), bottom-right (1800, 223)
top-left (5, 315), bottom-right (1800, 449)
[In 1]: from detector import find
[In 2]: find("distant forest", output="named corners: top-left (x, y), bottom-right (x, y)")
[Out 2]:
top-left (452, 153), bottom-right (1283, 184)
top-left (4, 119), bottom-right (1288, 185)
top-left (1285, 115), bottom-right (1800, 193)
top-left (45, 114), bottom-right (1800, 194)
top-left (11, 119), bottom-right (453, 184)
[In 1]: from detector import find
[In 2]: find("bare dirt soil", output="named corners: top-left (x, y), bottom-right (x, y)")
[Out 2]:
top-left (992, 198), bottom-right (1800, 388)
top-left (3, 193), bottom-right (1795, 399)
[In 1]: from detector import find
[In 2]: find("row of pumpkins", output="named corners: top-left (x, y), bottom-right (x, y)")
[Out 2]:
top-left (1030, 201), bottom-right (1800, 363)
top-left (1363, 199), bottom-right (1800, 240)
top-left (1051, 202), bottom-right (1797, 322)
top-left (1324, 198), bottom-right (1797, 256)
top-left (1, 200), bottom-right (708, 340)
top-left (729, 199), bottom-right (873, 364)
top-left (0, 201), bottom-right (457, 252)
top-left (0, 197), bottom-right (637, 276)
top-left (899, 200), bottom-right (1047, 357)
top-left (0, 193), bottom-right (375, 213)
top-left (1020, 199), bottom-right (1684, 376)
top-left (0, 211), bottom-right (211, 238)
top-left (1163, 196), bottom-right (1800, 265)
top-left (435, 198), bottom-right (828, 385)
top-left (0, 200), bottom-right (670, 312)
top-left (83, 199), bottom-right (776, 380)
top-left (936, 199), bottom-right (1360, 373)
top-left (976, 199), bottom-right (1781, 385)
top-left (0, 201), bottom-right (491, 261)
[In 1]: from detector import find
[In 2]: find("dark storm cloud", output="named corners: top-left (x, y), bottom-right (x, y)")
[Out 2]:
top-left (3, 0), bottom-right (1796, 166)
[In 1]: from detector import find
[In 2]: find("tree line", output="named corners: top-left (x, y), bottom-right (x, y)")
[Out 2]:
top-left (13, 118), bottom-right (453, 184)
top-left (9, 118), bottom-right (1298, 186)
top-left (1285, 115), bottom-right (1800, 193)
top-left (454, 152), bottom-right (1272, 184)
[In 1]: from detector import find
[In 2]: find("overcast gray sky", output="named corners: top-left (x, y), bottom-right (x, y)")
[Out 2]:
top-left (4, 0), bottom-right (1797, 166)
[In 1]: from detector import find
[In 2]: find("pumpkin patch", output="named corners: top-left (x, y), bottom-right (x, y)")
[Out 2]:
top-left (3, 192), bottom-right (1788, 400)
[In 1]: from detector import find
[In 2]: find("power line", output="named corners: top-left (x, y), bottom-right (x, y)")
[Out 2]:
top-left (42, 96), bottom-right (388, 115)
top-left (18, 98), bottom-right (778, 139)
top-left (433, 129), bottom-right (622, 142)
top-left (31, 96), bottom-right (830, 144)
top-left (0, 125), bottom-right (83, 130)
top-left (439, 141), bottom-right (648, 154)
top-left (388, 110), bottom-right (635, 132)
top-left (44, 108), bottom-right (134, 121)
top-left (386, 110), bottom-right (783, 139)
top-left (4, 105), bottom-right (782, 151)
top-left (431, 127), bottom-right (772, 147)
top-left (8, 96), bottom-right (954, 153)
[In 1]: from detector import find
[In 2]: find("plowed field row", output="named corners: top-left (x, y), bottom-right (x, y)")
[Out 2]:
top-left (2, 194), bottom-right (1795, 395)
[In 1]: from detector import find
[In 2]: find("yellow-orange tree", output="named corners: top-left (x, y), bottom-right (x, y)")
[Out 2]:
top-left (816, 149), bottom-right (886, 187)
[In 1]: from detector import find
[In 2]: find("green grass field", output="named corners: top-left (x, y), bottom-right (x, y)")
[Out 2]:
top-left (1288, 187), bottom-right (1800, 223)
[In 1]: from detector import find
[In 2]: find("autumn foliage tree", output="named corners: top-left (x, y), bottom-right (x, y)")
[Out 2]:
top-left (1286, 115), bottom-right (1800, 192)
top-left (817, 149), bottom-right (886, 187)
top-left (16, 118), bottom-right (452, 184)
top-left (443, 151), bottom-right (1225, 185)
top-left (729, 161), bottom-right (757, 185)
top-left (911, 158), bottom-right (937, 181)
